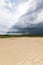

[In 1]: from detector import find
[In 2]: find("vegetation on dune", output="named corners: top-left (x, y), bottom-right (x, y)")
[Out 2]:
top-left (0, 34), bottom-right (43, 38)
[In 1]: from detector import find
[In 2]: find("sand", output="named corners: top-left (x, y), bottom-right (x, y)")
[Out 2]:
top-left (0, 37), bottom-right (43, 65)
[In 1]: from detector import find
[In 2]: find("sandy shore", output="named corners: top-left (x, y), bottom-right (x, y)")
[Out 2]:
top-left (0, 37), bottom-right (43, 65)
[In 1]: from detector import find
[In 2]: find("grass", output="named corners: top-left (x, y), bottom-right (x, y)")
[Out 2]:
top-left (0, 34), bottom-right (43, 38)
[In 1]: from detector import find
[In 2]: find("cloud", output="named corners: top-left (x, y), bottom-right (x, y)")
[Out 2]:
top-left (7, 0), bottom-right (43, 34)
top-left (15, 0), bottom-right (43, 27)
top-left (0, 0), bottom-right (4, 7)
top-left (0, 0), bottom-right (29, 34)
top-left (0, 0), bottom-right (29, 26)
top-left (0, 0), bottom-right (43, 34)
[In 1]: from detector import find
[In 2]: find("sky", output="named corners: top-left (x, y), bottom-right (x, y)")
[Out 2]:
top-left (0, 0), bottom-right (29, 26)
top-left (0, 0), bottom-right (43, 34)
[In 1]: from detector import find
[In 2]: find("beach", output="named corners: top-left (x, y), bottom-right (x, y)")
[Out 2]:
top-left (0, 37), bottom-right (43, 65)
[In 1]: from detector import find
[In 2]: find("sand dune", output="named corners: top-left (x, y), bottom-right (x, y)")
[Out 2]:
top-left (0, 37), bottom-right (43, 65)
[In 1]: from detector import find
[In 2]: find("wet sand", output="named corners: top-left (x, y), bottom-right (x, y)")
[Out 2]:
top-left (0, 37), bottom-right (43, 65)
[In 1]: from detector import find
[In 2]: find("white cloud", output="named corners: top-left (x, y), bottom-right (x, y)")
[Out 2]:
top-left (35, 11), bottom-right (43, 24)
top-left (0, 0), bottom-right (29, 34)
top-left (17, 1), bottom-right (29, 16)
top-left (0, 0), bottom-right (29, 25)
top-left (0, 0), bottom-right (4, 7)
